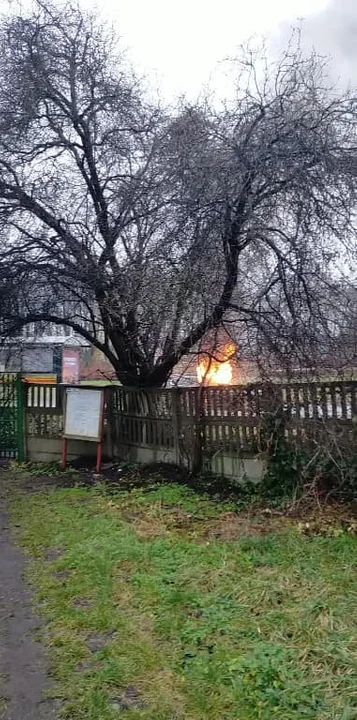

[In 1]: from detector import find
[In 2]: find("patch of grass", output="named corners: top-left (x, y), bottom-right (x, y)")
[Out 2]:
top-left (8, 479), bottom-right (357, 720)
top-left (10, 460), bottom-right (77, 477)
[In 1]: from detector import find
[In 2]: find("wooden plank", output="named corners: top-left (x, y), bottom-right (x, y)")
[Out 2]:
top-left (228, 415), bottom-right (235, 454)
top-left (203, 388), bottom-right (210, 418)
top-left (206, 420), bottom-right (212, 448)
top-left (340, 383), bottom-right (348, 420)
top-left (319, 383), bottom-right (328, 420)
top-left (217, 388), bottom-right (224, 418)
top-left (330, 383), bottom-right (338, 420)
top-left (223, 388), bottom-right (229, 418)
top-left (309, 382), bottom-right (319, 421)
top-left (295, 385), bottom-right (303, 422)
top-left (218, 388), bottom-right (224, 416)
top-left (230, 387), bottom-right (238, 418)
top-left (345, 385), bottom-right (352, 420)
top-left (213, 388), bottom-right (219, 418)
top-left (240, 389), bottom-right (248, 450)
top-left (186, 389), bottom-right (192, 417)
top-left (171, 388), bottom-right (180, 464)
top-left (209, 388), bottom-right (215, 418)
top-left (291, 384), bottom-right (302, 443)
top-left (189, 388), bottom-right (196, 418)
top-left (187, 388), bottom-right (194, 417)
top-left (351, 384), bottom-right (357, 419)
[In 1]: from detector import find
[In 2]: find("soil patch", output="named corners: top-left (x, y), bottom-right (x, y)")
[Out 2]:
top-left (87, 632), bottom-right (114, 653)
top-left (205, 511), bottom-right (291, 540)
top-left (110, 686), bottom-right (146, 712)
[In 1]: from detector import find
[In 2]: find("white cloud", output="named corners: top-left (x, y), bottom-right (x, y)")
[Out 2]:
top-left (275, 0), bottom-right (357, 85)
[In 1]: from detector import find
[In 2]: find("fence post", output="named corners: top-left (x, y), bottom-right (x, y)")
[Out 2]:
top-left (171, 388), bottom-right (181, 466)
top-left (16, 375), bottom-right (25, 463)
top-left (192, 385), bottom-right (204, 474)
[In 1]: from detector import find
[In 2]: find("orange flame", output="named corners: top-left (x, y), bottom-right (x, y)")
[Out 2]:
top-left (196, 343), bottom-right (236, 386)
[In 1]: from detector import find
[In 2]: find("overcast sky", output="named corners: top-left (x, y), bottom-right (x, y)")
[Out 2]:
top-left (297, 0), bottom-right (357, 85)
top-left (81, 0), bottom-right (357, 99)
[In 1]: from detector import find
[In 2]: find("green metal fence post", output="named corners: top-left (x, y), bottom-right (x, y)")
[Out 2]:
top-left (16, 374), bottom-right (25, 462)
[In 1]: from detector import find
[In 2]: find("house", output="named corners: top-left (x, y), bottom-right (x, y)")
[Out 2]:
top-left (0, 319), bottom-right (91, 379)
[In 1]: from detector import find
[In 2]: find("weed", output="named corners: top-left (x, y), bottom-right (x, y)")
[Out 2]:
top-left (10, 460), bottom-right (78, 478)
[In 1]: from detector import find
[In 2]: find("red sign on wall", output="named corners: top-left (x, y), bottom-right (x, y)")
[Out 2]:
top-left (62, 349), bottom-right (80, 384)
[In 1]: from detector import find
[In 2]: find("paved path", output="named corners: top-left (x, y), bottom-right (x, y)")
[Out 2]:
top-left (0, 501), bottom-right (58, 719)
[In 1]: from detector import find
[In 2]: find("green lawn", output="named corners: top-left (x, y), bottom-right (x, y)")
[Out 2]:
top-left (8, 479), bottom-right (357, 719)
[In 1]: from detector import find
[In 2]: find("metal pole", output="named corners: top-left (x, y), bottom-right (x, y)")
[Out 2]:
top-left (16, 374), bottom-right (25, 463)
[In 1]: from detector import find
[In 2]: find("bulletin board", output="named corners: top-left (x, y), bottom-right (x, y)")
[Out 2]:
top-left (63, 388), bottom-right (104, 442)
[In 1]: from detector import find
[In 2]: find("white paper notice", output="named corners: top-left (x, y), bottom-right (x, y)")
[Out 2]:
top-left (64, 388), bottom-right (103, 440)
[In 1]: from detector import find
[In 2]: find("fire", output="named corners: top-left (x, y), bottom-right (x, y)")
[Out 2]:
top-left (196, 343), bottom-right (236, 386)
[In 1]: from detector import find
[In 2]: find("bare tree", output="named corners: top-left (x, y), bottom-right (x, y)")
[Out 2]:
top-left (0, 1), bottom-right (355, 386)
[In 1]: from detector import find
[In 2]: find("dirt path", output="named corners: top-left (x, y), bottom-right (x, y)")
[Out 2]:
top-left (0, 501), bottom-right (58, 719)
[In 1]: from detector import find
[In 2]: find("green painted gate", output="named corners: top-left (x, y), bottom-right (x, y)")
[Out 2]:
top-left (0, 373), bottom-right (24, 461)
